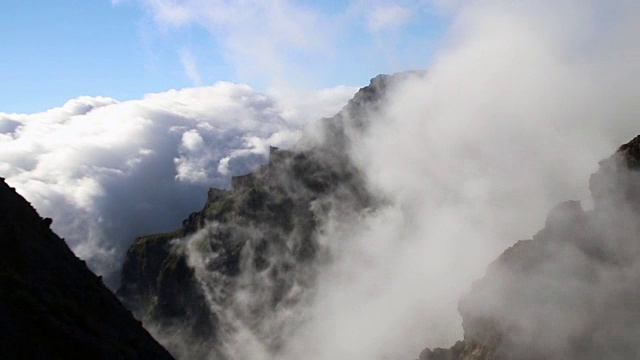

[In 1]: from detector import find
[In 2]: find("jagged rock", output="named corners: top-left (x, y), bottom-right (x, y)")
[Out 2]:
top-left (0, 179), bottom-right (173, 359)
top-left (118, 144), bottom-right (371, 358)
top-left (420, 135), bottom-right (640, 359)
top-left (116, 74), bottom-right (416, 359)
top-left (590, 134), bottom-right (640, 212)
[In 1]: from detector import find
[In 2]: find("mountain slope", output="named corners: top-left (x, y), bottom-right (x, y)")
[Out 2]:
top-left (0, 178), bottom-right (173, 359)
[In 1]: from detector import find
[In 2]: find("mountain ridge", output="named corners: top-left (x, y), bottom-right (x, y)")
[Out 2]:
top-left (114, 73), bottom-right (424, 358)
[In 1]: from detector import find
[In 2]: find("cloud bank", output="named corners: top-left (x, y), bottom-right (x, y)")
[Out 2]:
top-left (0, 83), bottom-right (356, 287)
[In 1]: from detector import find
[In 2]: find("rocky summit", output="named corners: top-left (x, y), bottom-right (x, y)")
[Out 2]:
top-left (420, 136), bottom-right (640, 359)
top-left (0, 178), bottom-right (173, 359)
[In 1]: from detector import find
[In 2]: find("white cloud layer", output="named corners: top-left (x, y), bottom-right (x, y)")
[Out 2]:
top-left (0, 82), bottom-right (355, 287)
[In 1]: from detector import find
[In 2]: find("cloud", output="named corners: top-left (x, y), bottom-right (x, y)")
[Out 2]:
top-left (178, 47), bottom-right (202, 85)
top-left (115, 0), bottom-right (448, 91)
top-left (270, 85), bottom-right (360, 126)
top-left (367, 4), bottom-right (412, 32)
top-left (129, 0), bottom-right (328, 87)
top-left (0, 82), bottom-right (355, 287)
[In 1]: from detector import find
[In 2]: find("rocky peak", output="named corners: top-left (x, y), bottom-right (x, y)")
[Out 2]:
top-left (617, 134), bottom-right (640, 169)
top-left (116, 71), bottom-right (423, 359)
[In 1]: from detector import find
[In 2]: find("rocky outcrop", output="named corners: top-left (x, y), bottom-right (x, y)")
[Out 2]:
top-left (118, 147), bottom-right (371, 358)
top-left (0, 178), bottom-right (173, 359)
top-left (420, 135), bottom-right (640, 359)
top-left (116, 74), bottom-right (415, 359)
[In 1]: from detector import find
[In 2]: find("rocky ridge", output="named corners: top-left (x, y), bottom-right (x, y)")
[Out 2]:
top-left (115, 73), bottom-right (419, 359)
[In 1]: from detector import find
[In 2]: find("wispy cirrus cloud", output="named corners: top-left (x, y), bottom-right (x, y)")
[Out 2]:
top-left (114, 1), bottom-right (449, 90)
top-left (178, 47), bottom-right (202, 85)
top-left (367, 4), bottom-right (413, 32)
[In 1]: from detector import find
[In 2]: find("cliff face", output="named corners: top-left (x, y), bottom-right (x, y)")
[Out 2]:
top-left (421, 135), bottom-right (640, 360)
top-left (116, 74), bottom-right (416, 359)
top-left (0, 178), bottom-right (173, 359)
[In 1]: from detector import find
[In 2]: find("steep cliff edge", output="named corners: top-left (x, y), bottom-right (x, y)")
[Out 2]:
top-left (420, 135), bottom-right (640, 359)
top-left (0, 178), bottom-right (173, 359)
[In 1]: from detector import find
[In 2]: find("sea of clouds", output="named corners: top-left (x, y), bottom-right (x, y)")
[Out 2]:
top-left (0, 83), bottom-right (356, 287)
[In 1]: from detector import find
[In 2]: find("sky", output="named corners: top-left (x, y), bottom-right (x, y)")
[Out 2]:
top-left (0, 0), bottom-right (449, 113)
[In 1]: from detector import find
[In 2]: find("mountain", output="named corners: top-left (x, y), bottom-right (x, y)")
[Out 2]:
top-left (116, 74), bottom-right (416, 359)
top-left (420, 135), bottom-right (640, 359)
top-left (0, 178), bottom-right (173, 359)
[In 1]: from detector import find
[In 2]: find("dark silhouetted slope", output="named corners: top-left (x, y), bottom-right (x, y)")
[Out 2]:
top-left (0, 178), bottom-right (173, 359)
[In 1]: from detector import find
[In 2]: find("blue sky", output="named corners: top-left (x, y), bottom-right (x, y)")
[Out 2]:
top-left (1, 1), bottom-right (449, 113)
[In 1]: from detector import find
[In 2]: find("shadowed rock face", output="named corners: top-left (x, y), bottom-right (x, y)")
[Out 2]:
top-left (0, 179), bottom-right (173, 359)
top-left (420, 135), bottom-right (640, 360)
top-left (116, 74), bottom-right (419, 359)
top-left (117, 147), bottom-right (369, 359)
